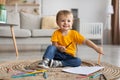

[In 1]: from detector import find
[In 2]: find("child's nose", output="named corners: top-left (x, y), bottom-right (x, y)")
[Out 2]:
top-left (64, 21), bottom-right (68, 24)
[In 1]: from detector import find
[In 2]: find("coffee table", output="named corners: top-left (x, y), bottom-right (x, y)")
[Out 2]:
top-left (0, 23), bottom-right (19, 57)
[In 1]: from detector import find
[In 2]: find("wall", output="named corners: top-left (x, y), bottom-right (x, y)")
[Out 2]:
top-left (7, 0), bottom-right (111, 44)
top-left (9, 0), bottom-right (107, 23)
top-left (42, 0), bottom-right (107, 23)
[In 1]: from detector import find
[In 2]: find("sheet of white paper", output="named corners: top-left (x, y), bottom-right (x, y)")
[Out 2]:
top-left (62, 66), bottom-right (104, 75)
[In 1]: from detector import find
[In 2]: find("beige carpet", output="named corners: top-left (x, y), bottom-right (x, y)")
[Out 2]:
top-left (0, 59), bottom-right (120, 80)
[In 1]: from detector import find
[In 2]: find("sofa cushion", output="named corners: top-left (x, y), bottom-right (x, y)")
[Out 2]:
top-left (0, 11), bottom-right (20, 29)
top-left (41, 16), bottom-right (59, 29)
top-left (20, 12), bottom-right (41, 30)
top-left (0, 29), bottom-right (31, 38)
top-left (31, 29), bottom-right (56, 37)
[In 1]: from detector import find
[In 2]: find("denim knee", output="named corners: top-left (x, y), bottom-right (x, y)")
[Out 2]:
top-left (43, 45), bottom-right (58, 59)
top-left (47, 45), bottom-right (57, 50)
top-left (75, 58), bottom-right (82, 67)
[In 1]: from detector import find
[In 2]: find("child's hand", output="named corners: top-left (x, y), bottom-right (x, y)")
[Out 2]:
top-left (58, 46), bottom-right (66, 52)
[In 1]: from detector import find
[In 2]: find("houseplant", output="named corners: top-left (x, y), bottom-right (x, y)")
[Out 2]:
top-left (0, 0), bottom-right (7, 23)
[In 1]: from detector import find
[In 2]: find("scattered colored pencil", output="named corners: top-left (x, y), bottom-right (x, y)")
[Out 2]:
top-left (11, 73), bottom-right (36, 78)
top-left (11, 69), bottom-right (47, 78)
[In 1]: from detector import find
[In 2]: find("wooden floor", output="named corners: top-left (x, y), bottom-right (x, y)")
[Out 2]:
top-left (0, 45), bottom-right (120, 67)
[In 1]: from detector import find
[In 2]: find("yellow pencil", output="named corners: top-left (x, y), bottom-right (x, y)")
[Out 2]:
top-left (27, 69), bottom-right (47, 74)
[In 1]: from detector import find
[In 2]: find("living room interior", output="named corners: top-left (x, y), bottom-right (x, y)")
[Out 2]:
top-left (0, 0), bottom-right (119, 68)
top-left (0, 0), bottom-right (120, 79)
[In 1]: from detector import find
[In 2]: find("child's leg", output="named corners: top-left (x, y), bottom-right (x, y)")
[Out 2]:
top-left (38, 45), bottom-right (58, 68)
top-left (50, 52), bottom-right (82, 67)
top-left (43, 45), bottom-right (58, 59)
top-left (62, 57), bottom-right (81, 67)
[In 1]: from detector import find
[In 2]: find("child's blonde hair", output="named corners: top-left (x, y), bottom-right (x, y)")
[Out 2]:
top-left (56, 10), bottom-right (73, 21)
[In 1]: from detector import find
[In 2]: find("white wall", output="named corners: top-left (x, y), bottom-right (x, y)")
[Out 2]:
top-left (42, 0), bottom-right (107, 23)
top-left (23, 0), bottom-right (107, 23)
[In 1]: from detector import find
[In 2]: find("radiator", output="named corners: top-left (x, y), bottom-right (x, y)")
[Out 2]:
top-left (80, 23), bottom-right (103, 44)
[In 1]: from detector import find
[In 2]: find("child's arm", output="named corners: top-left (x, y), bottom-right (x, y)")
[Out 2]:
top-left (52, 41), bottom-right (66, 52)
top-left (84, 39), bottom-right (103, 55)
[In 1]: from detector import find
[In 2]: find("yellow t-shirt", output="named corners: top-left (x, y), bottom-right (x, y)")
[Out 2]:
top-left (51, 29), bottom-right (85, 57)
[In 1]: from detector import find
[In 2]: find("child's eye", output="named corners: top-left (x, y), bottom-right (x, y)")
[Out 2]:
top-left (61, 20), bottom-right (65, 22)
top-left (68, 20), bottom-right (71, 22)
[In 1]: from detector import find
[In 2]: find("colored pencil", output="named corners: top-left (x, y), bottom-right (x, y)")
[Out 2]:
top-left (66, 42), bottom-right (72, 48)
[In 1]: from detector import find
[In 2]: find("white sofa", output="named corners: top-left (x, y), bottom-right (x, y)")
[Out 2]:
top-left (0, 11), bottom-right (58, 51)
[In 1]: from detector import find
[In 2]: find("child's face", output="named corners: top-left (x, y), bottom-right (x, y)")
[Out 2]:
top-left (57, 14), bottom-right (73, 31)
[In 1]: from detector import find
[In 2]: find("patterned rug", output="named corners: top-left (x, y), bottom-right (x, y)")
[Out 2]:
top-left (0, 59), bottom-right (120, 80)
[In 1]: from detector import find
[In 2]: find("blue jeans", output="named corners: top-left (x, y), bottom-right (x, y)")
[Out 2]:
top-left (43, 45), bottom-right (81, 67)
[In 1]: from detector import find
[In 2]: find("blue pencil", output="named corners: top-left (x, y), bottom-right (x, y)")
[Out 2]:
top-left (11, 73), bottom-right (36, 78)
